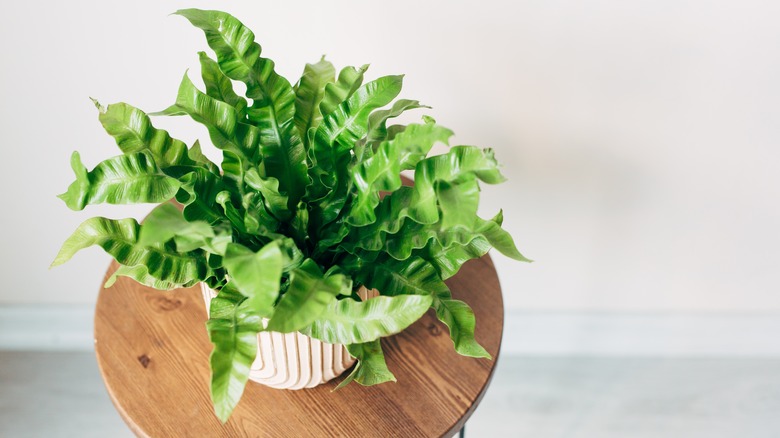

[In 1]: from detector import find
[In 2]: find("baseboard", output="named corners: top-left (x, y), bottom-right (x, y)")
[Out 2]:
top-left (2, 305), bottom-right (780, 356)
top-left (0, 305), bottom-right (94, 351)
top-left (504, 311), bottom-right (780, 356)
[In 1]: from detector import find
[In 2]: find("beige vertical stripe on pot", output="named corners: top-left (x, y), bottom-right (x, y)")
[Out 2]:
top-left (201, 284), bottom-right (378, 390)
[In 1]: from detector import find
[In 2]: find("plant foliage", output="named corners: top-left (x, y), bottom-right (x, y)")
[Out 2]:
top-left (52, 9), bottom-right (529, 423)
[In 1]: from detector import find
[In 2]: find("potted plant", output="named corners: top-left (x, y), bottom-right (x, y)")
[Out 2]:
top-left (51, 8), bottom-right (529, 422)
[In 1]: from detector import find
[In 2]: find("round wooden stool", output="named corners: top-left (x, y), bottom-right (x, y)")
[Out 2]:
top-left (94, 255), bottom-right (504, 437)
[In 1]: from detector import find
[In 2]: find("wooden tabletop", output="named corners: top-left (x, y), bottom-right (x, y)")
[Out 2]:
top-left (94, 254), bottom-right (504, 437)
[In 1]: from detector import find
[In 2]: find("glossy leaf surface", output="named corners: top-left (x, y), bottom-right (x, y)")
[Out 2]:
top-left (207, 284), bottom-right (261, 423)
top-left (348, 120), bottom-right (453, 226)
top-left (187, 140), bottom-right (221, 174)
top-left (310, 75), bottom-right (404, 172)
top-left (343, 145), bottom-right (527, 262)
top-left (244, 169), bottom-right (290, 221)
top-left (104, 264), bottom-right (195, 290)
top-left (175, 168), bottom-right (229, 224)
top-left (349, 198), bottom-right (527, 262)
top-left (240, 192), bottom-right (282, 238)
top-left (266, 259), bottom-right (351, 333)
top-left (337, 341), bottom-right (396, 388)
top-left (51, 217), bottom-right (210, 285)
top-left (138, 203), bottom-right (215, 249)
top-left (223, 242), bottom-right (283, 317)
top-left (320, 64), bottom-right (368, 118)
top-left (408, 145), bottom-right (506, 224)
top-left (308, 75), bottom-right (404, 232)
top-left (95, 101), bottom-right (196, 169)
top-left (58, 151), bottom-right (180, 211)
top-left (294, 57), bottom-right (335, 150)
top-left (199, 51), bottom-right (248, 116)
top-left (364, 257), bottom-right (490, 358)
top-left (301, 294), bottom-right (432, 345)
top-left (176, 8), bottom-right (308, 207)
top-left (169, 72), bottom-right (256, 169)
top-left (344, 145), bottom-right (503, 244)
top-left (354, 99), bottom-right (428, 162)
top-left (415, 234), bottom-right (492, 280)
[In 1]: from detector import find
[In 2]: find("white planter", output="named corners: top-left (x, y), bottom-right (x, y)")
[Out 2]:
top-left (200, 284), bottom-right (374, 390)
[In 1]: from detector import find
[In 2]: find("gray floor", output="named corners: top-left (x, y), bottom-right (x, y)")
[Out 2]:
top-left (0, 352), bottom-right (131, 438)
top-left (469, 356), bottom-right (780, 437)
top-left (2, 353), bottom-right (780, 437)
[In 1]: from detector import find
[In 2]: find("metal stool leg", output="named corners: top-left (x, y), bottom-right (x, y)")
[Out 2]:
top-left (459, 425), bottom-right (465, 438)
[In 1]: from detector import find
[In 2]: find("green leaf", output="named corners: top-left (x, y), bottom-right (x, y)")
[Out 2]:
top-left (432, 298), bottom-right (491, 358)
top-left (348, 120), bottom-right (453, 226)
top-left (137, 202), bottom-right (231, 254)
top-left (104, 264), bottom-right (194, 290)
top-left (187, 140), bottom-right (220, 174)
top-left (320, 64), bottom-right (368, 116)
top-left (436, 175), bottom-right (480, 231)
top-left (241, 192), bottom-right (282, 238)
top-left (276, 237), bottom-right (306, 274)
top-left (398, 216), bottom-right (525, 262)
top-left (312, 222), bottom-right (351, 258)
top-left (363, 257), bottom-right (490, 359)
top-left (361, 255), bottom-right (450, 297)
top-left (216, 191), bottom-right (249, 235)
top-left (354, 99), bottom-right (429, 162)
top-left (51, 217), bottom-right (210, 285)
top-left (348, 145), bottom-right (501, 236)
top-left (207, 284), bottom-right (261, 423)
top-left (308, 75), bottom-right (405, 232)
top-left (343, 145), bottom-right (518, 258)
top-left (310, 75), bottom-right (404, 173)
top-left (365, 100), bottom-right (428, 146)
top-left (343, 186), bottom-right (413, 252)
top-left (363, 206), bottom-right (527, 263)
top-left (138, 203), bottom-right (215, 248)
top-left (320, 64), bottom-right (368, 118)
top-left (415, 235), bottom-right (492, 280)
top-left (175, 168), bottom-right (229, 224)
top-left (95, 100), bottom-right (196, 169)
top-left (337, 341), bottom-right (396, 389)
top-left (266, 259), bottom-right (351, 333)
top-left (177, 231), bottom-right (232, 255)
top-left (174, 9), bottom-right (260, 79)
top-left (385, 124), bottom-right (407, 141)
top-left (149, 104), bottom-right (186, 117)
top-left (409, 145), bottom-right (506, 225)
top-left (176, 8), bottom-right (308, 208)
top-left (168, 72), bottom-right (256, 176)
top-left (222, 242), bottom-right (284, 317)
top-left (199, 51), bottom-right (248, 116)
top-left (300, 294), bottom-right (432, 345)
top-left (58, 151), bottom-right (180, 211)
top-left (471, 210), bottom-right (531, 262)
top-left (289, 201), bottom-right (309, 249)
top-left (345, 187), bottom-right (527, 266)
top-left (244, 168), bottom-right (290, 221)
top-left (308, 176), bottom-right (350, 242)
top-left (294, 56), bottom-right (335, 150)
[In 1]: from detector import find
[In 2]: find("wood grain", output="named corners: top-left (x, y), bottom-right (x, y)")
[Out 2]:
top-left (94, 255), bottom-right (504, 438)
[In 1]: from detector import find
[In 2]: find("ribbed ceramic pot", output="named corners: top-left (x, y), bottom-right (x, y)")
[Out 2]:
top-left (201, 284), bottom-right (372, 390)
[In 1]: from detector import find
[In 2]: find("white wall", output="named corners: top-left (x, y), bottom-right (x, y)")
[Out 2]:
top-left (2, 0), bottom-right (779, 311)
